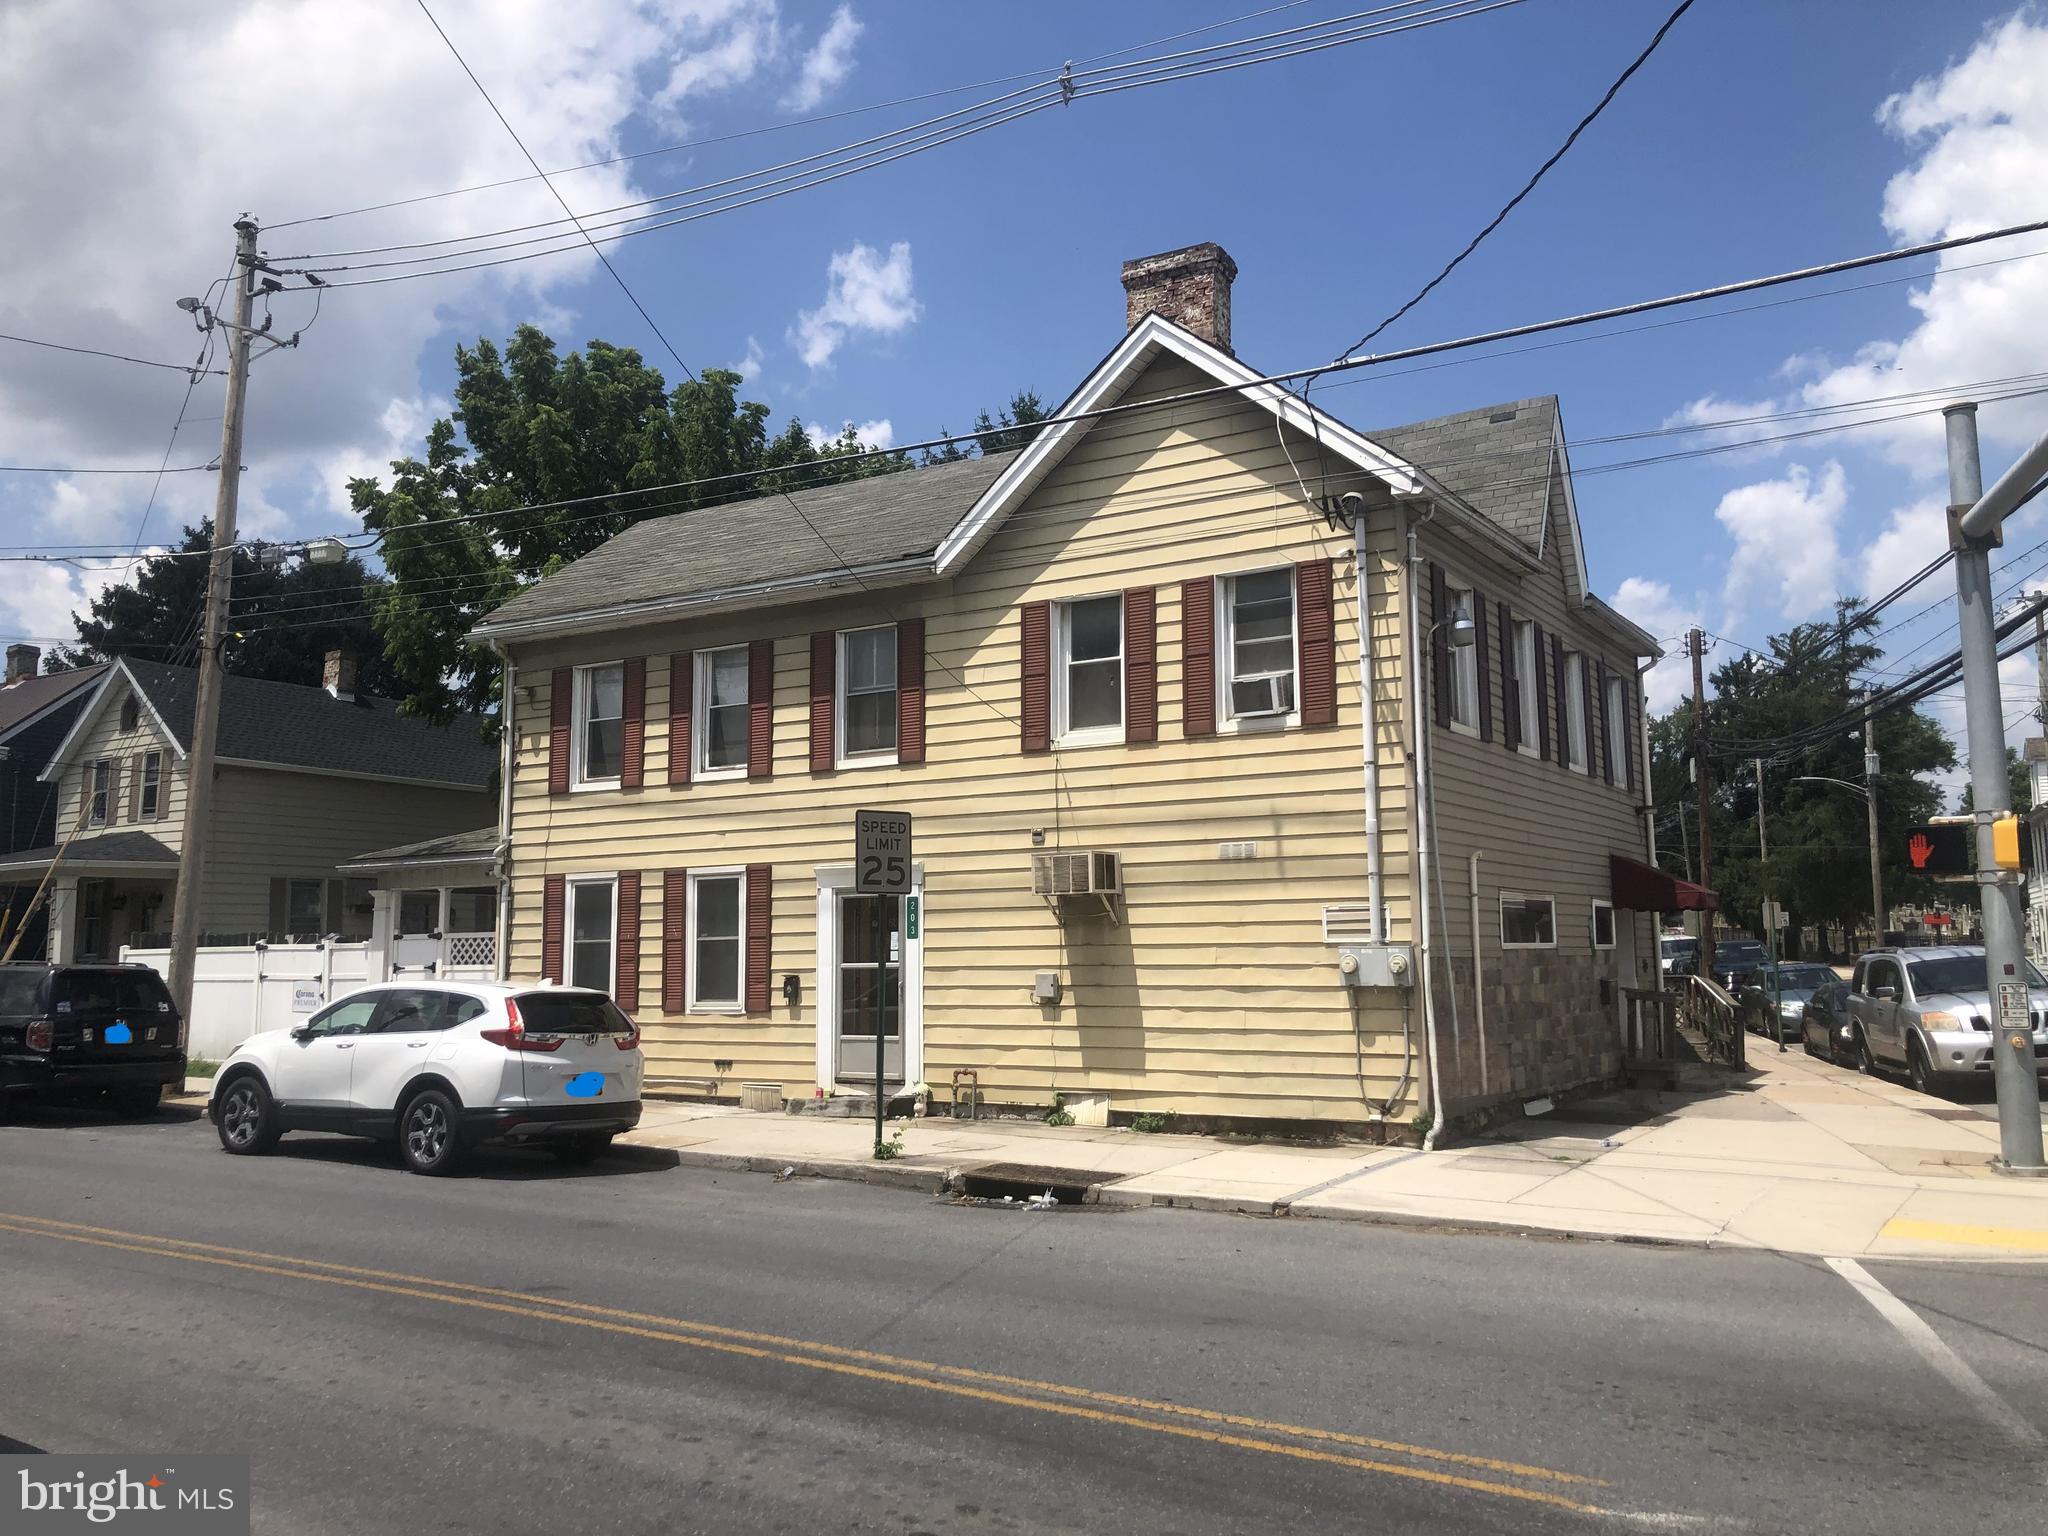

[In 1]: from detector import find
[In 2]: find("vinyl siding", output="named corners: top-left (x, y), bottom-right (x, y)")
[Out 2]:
top-left (199, 767), bottom-right (492, 933)
top-left (53, 688), bottom-right (185, 849)
top-left (505, 353), bottom-right (1421, 1123)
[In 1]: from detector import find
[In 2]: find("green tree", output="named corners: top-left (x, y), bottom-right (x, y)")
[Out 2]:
top-left (55, 522), bottom-right (396, 693)
top-left (1955, 747), bottom-right (2032, 815)
top-left (973, 390), bottom-right (1050, 456)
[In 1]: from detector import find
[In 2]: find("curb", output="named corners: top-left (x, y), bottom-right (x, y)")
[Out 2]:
top-left (1284, 1200), bottom-right (1717, 1249)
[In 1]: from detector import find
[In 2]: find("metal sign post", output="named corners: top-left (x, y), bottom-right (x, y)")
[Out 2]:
top-left (854, 810), bottom-right (913, 1153)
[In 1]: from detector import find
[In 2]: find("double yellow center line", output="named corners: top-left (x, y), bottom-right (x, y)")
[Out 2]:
top-left (0, 1209), bottom-right (1612, 1515)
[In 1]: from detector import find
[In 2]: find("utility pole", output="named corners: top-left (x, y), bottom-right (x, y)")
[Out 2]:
top-left (1689, 629), bottom-right (1714, 973)
top-left (1756, 757), bottom-right (1784, 1050)
top-left (1943, 402), bottom-right (2045, 1174)
top-left (2036, 605), bottom-right (2048, 727)
top-left (1863, 700), bottom-right (1884, 956)
top-left (167, 216), bottom-right (260, 1024)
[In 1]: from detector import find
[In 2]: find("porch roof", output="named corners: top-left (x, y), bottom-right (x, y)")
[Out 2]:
top-left (337, 825), bottom-right (498, 872)
top-left (0, 830), bottom-right (177, 877)
top-left (1610, 854), bottom-right (1718, 913)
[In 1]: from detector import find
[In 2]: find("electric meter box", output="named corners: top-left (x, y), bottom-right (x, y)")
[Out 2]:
top-left (1337, 944), bottom-right (1415, 989)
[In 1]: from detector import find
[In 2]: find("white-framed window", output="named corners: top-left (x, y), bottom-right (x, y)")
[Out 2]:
top-left (1592, 900), bottom-right (1616, 950)
top-left (1220, 567), bottom-right (1297, 726)
top-left (1563, 652), bottom-right (1589, 773)
top-left (573, 662), bottom-right (626, 787)
top-left (86, 759), bottom-right (112, 826)
top-left (567, 876), bottom-right (617, 995)
top-left (1501, 893), bottom-right (1557, 949)
top-left (1512, 620), bottom-right (1540, 755)
top-left (688, 869), bottom-right (745, 1012)
top-left (139, 750), bottom-right (162, 819)
top-left (1055, 594), bottom-right (1123, 744)
top-left (697, 645), bottom-right (750, 777)
top-left (286, 878), bottom-right (326, 935)
top-left (1605, 672), bottom-right (1629, 782)
top-left (838, 625), bottom-right (898, 764)
top-left (1445, 579), bottom-right (1479, 735)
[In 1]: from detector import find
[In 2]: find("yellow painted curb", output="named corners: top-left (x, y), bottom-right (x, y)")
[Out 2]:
top-left (1881, 1216), bottom-right (2048, 1253)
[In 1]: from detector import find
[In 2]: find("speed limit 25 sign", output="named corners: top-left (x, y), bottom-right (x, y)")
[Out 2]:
top-left (854, 809), bottom-right (913, 894)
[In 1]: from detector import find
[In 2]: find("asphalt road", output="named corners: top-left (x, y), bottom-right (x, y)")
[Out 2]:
top-left (3, 1101), bottom-right (2045, 1535)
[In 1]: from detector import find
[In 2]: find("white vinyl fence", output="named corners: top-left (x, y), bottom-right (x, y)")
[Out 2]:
top-left (122, 942), bottom-right (375, 1061)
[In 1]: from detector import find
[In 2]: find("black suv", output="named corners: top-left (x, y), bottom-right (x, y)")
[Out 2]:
top-left (0, 963), bottom-right (186, 1116)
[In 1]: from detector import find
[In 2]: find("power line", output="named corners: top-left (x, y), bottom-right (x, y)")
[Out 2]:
top-left (0, 329), bottom-right (225, 378)
top-left (1335, 0), bottom-right (1695, 357)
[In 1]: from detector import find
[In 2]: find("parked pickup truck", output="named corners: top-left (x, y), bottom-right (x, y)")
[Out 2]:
top-left (1845, 945), bottom-right (2048, 1094)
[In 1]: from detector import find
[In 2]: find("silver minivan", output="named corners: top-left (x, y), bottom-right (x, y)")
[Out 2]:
top-left (1846, 946), bottom-right (2048, 1093)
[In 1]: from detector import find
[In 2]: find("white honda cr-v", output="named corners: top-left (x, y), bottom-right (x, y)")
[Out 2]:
top-left (207, 981), bottom-right (644, 1174)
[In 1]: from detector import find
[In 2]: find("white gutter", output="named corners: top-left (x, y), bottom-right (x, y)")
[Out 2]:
top-left (1470, 851), bottom-right (1487, 1100)
top-left (1406, 511), bottom-right (1449, 1151)
top-left (1355, 507), bottom-right (1385, 940)
top-left (491, 641), bottom-right (514, 983)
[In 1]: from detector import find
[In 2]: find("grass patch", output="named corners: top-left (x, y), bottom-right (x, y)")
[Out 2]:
top-left (185, 1058), bottom-right (222, 1080)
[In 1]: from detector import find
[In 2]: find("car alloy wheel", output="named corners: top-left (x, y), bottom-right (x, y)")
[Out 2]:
top-left (1908, 1039), bottom-right (1935, 1096)
top-left (216, 1077), bottom-right (277, 1155)
top-left (400, 1090), bottom-right (462, 1175)
top-left (1855, 1029), bottom-right (1876, 1075)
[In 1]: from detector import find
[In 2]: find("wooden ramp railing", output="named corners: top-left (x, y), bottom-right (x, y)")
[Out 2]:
top-left (1673, 972), bottom-right (1746, 1069)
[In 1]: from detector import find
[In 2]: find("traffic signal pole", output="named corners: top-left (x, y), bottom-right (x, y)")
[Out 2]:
top-left (1944, 402), bottom-right (2045, 1175)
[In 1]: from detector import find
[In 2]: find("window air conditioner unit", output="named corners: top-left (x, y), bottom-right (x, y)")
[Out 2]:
top-left (1234, 674), bottom-right (1293, 717)
top-left (1032, 849), bottom-right (1121, 897)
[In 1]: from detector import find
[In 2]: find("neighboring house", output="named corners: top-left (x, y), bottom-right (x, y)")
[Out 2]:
top-left (0, 645), bottom-right (109, 958)
top-left (471, 243), bottom-right (1671, 1132)
top-left (0, 650), bottom-right (496, 962)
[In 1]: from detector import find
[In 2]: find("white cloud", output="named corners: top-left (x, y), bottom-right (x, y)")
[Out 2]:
top-left (1855, 494), bottom-right (1948, 603)
top-left (730, 334), bottom-right (767, 385)
top-left (1610, 576), bottom-right (1705, 713)
top-left (1713, 461), bottom-right (1847, 623)
top-left (782, 4), bottom-right (861, 111)
top-left (805, 417), bottom-right (893, 448)
top-left (652, 0), bottom-right (785, 124)
top-left (789, 240), bottom-right (920, 370)
top-left (0, 0), bottom-right (789, 649)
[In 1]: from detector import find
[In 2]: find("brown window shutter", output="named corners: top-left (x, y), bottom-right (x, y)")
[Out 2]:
top-left (542, 874), bottom-right (566, 983)
top-left (1624, 675), bottom-right (1639, 792)
top-left (1124, 586), bottom-right (1158, 742)
top-left (1429, 563), bottom-right (1451, 728)
top-left (748, 638), bottom-right (776, 779)
top-left (1552, 634), bottom-right (1569, 767)
top-left (809, 632), bottom-right (836, 774)
top-left (1593, 659), bottom-right (1611, 784)
top-left (1020, 601), bottom-right (1052, 753)
top-left (620, 657), bottom-right (646, 789)
top-left (668, 652), bottom-right (693, 787)
top-left (661, 870), bottom-right (687, 1014)
top-left (1297, 558), bottom-right (1337, 728)
top-left (548, 668), bottom-right (572, 795)
top-left (1533, 625), bottom-right (1551, 760)
top-left (1498, 603), bottom-right (1520, 752)
top-left (744, 863), bottom-right (772, 1015)
top-left (615, 872), bottom-right (641, 1009)
top-left (896, 619), bottom-right (926, 765)
top-left (1471, 586), bottom-right (1493, 743)
top-left (129, 752), bottom-right (144, 821)
top-left (1180, 578), bottom-right (1216, 737)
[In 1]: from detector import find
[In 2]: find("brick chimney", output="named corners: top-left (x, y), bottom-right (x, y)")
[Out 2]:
top-left (5, 644), bottom-right (39, 686)
top-left (1121, 242), bottom-right (1239, 354)
top-left (323, 648), bottom-right (358, 702)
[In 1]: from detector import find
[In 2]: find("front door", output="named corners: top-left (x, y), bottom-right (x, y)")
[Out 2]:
top-left (834, 892), bottom-right (903, 1083)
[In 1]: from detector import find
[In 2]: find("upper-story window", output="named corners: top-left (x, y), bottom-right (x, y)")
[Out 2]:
top-left (574, 662), bottom-right (625, 787)
top-left (697, 646), bottom-right (750, 777)
top-left (1221, 568), bottom-right (1296, 724)
top-left (1512, 619), bottom-right (1539, 754)
top-left (839, 626), bottom-right (898, 763)
top-left (139, 750), bottom-right (162, 819)
top-left (1605, 672), bottom-right (1629, 781)
top-left (1563, 652), bottom-right (1589, 774)
top-left (87, 759), bottom-right (112, 826)
top-left (1445, 580), bottom-right (1479, 735)
top-left (120, 697), bottom-right (139, 732)
top-left (1055, 594), bottom-right (1123, 744)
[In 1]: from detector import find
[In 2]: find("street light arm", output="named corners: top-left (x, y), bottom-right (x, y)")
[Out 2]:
top-left (1958, 425), bottom-right (2048, 540)
top-left (1793, 775), bottom-right (1870, 801)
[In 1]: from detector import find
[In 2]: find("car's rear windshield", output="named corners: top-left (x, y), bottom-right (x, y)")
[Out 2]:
top-left (1771, 966), bottom-right (1837, 990)
top-left (512, 991), bottom-right (634, 1035)
top-left (50, 970), bottom-right (176, 1015)
top-left (1908, 956), bottom-right (2048, 994)
top-left (1662, 939), bottom-right (1696, 954)
top-left (0, 969), bottom-right (45, 1016)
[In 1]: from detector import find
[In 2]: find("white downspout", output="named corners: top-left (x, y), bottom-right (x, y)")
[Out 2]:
top-left (1355, 506), bottom-right (1385, 940)
top-left (1406, 513), bottom-right (1449, 1150)
top-left (491, 641), bottom-right (515, 983)
top-left (1470, 851), bottom-right (1487, 1100)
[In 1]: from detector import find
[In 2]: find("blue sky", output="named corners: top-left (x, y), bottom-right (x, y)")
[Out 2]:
top-left (4, 0), bottom-right (2045, 748)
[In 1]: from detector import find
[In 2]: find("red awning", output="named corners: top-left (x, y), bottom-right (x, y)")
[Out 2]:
top-left (1610, 855), bottom-right (1719, 913)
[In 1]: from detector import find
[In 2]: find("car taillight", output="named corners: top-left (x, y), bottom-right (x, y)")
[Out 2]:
top-left (615, 1017), bottom-right (640, 1051)
top-left (25, 1020), bottom-right (52, 1052)
top-left (480, 1001), bottom-right (563, 1053)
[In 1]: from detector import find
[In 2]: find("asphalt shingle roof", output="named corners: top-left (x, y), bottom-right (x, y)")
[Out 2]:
top-left (0, 829), bottom-right (176, 872)
top-left (0, 662), bottom-right (106, 740)
top-left (479, 451), bottom-right (1020, 632)
top-left (123, 660), bottom-right (495, 788)
top-left (339, 825), bottom-right (498, 868)
top-left (1369, 396), bottom-right (1559, 554)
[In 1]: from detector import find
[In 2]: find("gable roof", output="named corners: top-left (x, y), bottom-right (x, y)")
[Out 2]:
top-left (1368, 397), bottom-right (1558, 553)
top-left (474, 451), bottom-right (1019, 640)
top-left (0, 662), bottom-right (107, 744)
top-left (43, 658), bottom-right (495, 790)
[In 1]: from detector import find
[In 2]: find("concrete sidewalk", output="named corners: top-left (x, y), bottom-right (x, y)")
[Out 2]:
top-left (619, 1048), bottom-right (2048, 1259)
